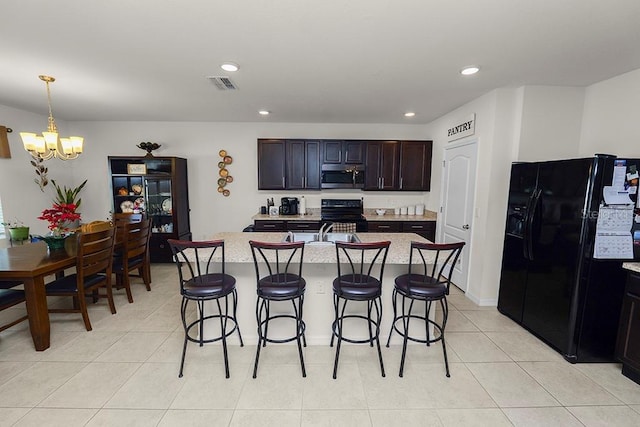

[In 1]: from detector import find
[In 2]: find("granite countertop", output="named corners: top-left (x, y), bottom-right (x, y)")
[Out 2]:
top-left (623, 262), bottom-right (640, 273)
top-left (211, 231), bottom-right (429, 264)
top-left (252, 208), bottom-right (437, 222)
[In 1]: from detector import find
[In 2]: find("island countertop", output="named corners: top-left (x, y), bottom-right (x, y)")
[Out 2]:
top-left (212, 231), bottom-right (429, 264)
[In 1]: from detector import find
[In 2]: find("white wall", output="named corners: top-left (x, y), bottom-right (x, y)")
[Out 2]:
top-left (579, 68), bottom-right (640, 157)
top-left (423, 88), bottom-right (521, 305)
top-left (0, 105), bottom-right (77, 236)
top-left (1, 117), bottom-right (430, 240)
top-left (517, 86), bottom-right (585, 161)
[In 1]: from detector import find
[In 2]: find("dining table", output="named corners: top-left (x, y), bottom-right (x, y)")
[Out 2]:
top-left (0, 239), bottom-right (77, 350)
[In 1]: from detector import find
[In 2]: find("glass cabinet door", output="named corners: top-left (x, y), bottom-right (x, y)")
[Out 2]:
top-left (145, 177), bottom-right (173, 234)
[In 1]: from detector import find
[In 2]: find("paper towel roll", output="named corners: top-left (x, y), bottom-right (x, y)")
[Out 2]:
top-left (299, 196), bottom-right (306, 215)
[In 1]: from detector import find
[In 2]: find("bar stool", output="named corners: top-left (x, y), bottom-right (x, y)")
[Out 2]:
top-left (168, 239), bottom-right (243, 378)
top-left (386, 241), bottom-right (464, 377)
top-left (331, 240), bottom-right (390, 379)
top-left (249, 240), bottom-right (306, 378)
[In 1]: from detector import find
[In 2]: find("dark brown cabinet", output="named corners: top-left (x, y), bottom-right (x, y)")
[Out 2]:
top-left (286, 140), bottom-right (321, 189)
top-left (323, 140), bottom-right (364, 165)
top-left (368, 220), bottom-right (436, 242)
top-left (367, 221), bottom-right (402, 232)
top-left (399, 141), bottom-right (433, 191)
top-left (254, 220), bottom-right (320, 232)
top-left (402, 221), bottom-right (436, 242)
top-left (109, 156), bottom-right (191, 263)
top-left (616, 271), bottom-right (640, 385)
top-left (364, 141), bottom-right (399, 190)
top-left (258, 139), bottom-right (287, 190)
top-left (364, 140), bottom-right (432, 191)
top-left (257, 138), bottom-right (432, 192)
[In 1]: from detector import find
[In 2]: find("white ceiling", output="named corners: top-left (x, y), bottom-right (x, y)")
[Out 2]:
top-left (1, 0), bottom-right (639, 125)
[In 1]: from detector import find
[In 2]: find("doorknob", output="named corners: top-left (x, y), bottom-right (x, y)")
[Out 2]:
top-left (462, 224), bottom-right (470, 230)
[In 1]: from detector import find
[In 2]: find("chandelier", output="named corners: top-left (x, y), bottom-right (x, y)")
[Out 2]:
top-left (20, 75), bottom-right (84, 161)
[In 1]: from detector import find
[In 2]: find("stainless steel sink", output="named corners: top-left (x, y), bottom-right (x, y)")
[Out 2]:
top-left (283, 232), bottom-right (360, 245)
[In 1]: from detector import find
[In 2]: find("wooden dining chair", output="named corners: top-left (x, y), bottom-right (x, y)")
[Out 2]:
top-left (45, 226), bottom-right (117, 331)
top-left (0, 281), bottom-right (28, 332)
top-left (113, 218), bottom-right (152, 303)
top-left (80, 220), bottom-right (112, 233)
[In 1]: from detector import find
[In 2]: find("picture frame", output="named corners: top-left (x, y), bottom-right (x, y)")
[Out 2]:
top-left (127, 163), bottom-right (147, 174)
top-left (269, 206), bottom-right (279, 216)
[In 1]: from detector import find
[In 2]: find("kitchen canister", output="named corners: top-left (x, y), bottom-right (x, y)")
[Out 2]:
top-left (400, 206), bottom-right (408, 215)
top-left (394, 207), bottom-right (400, 215)
top-left (408, 205), bottom-right (416, 215)
top-left (416, 204), bottom-right (425, 215)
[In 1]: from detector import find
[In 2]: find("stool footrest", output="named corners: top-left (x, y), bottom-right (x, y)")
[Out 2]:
top-left (332, 314), bottom-right (381, 345)
top-left (184, 314), bottom-right (241, 345)
top-left (258, 314), bottom-right (306, 344)
top-left (389, 314), bottom-right (444, 345)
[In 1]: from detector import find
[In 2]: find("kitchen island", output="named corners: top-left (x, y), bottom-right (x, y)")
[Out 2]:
top-left (200, 231), bottom-right (433, 345)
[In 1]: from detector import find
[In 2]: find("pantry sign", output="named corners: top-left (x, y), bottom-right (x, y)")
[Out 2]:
top-left (447, 113), bottom-right (475, 142)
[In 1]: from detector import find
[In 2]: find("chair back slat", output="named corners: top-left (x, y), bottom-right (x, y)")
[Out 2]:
top-left (334, 241), bottom-right (390, 289)
top-left (168, 239), bottom-right (225, 292)
top-left (76, 227), bottom-right (117, 281)
top-left (249, 240), bottom-right (305, 287)
top-left (407, 241), bottom-right (465, 292)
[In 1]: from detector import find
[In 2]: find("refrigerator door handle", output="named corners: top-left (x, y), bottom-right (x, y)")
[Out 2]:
top-left (526, 189), bottom-right (543, 261)
top-left (522, 192), bottom-right (535, 260)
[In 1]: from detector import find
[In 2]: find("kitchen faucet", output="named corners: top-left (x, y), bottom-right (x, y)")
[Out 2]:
top-left (318, 222), bottom-right (334, 242)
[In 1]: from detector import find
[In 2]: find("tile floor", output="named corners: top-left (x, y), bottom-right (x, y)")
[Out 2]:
top-left (1, 265), bottom-right (640, 426)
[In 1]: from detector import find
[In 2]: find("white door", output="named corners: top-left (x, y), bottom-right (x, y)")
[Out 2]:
top-left (440, 139), bottom-right (478, 292)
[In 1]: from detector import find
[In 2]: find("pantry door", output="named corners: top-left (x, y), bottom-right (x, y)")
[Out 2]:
top-left (440, 139), bottom-right (477, 292)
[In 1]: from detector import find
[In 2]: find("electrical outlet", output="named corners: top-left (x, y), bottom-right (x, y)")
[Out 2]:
top-left (317, 281), bottom-right (325, 294)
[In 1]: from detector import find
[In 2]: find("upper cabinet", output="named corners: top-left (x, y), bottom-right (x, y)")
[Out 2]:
top-left (257, 139), bottom-right (287, 190)
top-left (398, 141), bottom-right (433, 191)
top-left (286, 140), bottom-right (321, 190)
top-left (322, 140), bottom-right (364, 165)
top-left (364, 141), bottom-right (399, 190)
top-left (257, 139), bottom-right (321, 190)
top-left (364, 140), bottom-right (433, 191)
top-left (257, 138), bottom-right (432, 192)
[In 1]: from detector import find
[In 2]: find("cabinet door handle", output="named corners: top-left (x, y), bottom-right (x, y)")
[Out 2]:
top-left (282, 177), bottom-right (285, 188)
top-left (410, 225), bottom-right (423, 229)
top-left (377, 225), bottom-right (391, 229)
top-left (400, 177), bottom-right (403, 189)
top-left (381, 177), bottom-right (385, 189)
top-left (298, 224), bottom-right (309, 228)
top-left (264, 224), bottom-right (276, 228)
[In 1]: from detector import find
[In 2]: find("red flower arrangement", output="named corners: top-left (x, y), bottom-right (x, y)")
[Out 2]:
top-left (38, 203), bottom-right (81, 236)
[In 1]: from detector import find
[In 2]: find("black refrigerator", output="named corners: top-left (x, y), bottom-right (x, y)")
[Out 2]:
top-left (498, 154), bottom-right (640, 363)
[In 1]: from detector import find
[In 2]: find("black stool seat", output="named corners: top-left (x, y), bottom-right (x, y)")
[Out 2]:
top-left (182, 273), bottom-right (236, 298)
top-left (258, 274), bottom-right (306, 299)
top-left (168, 239), bottom-right (243, 379)
top-left (250, 240), bottom-right (307, 379)
top-left (394, 274), bottom-right (446, 299)
top-left (387, 241), bottom-right (465, 378)
top-left (332, 275), bottom-right (381, 299)
top-left (331, 241), bottom-right (390, 379)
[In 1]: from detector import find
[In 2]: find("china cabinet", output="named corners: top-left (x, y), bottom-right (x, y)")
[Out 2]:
top-left (108, 156), bottom-right (191, 262)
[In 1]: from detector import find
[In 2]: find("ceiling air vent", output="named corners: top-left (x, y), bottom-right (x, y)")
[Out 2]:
top-left (207, 76), bottom-right (238, 90)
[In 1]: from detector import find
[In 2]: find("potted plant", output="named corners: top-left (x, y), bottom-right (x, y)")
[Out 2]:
top-left (51, 179), bottom-right (87, 210)
top-left (36, 203), bottom-right (82, 250)
top-left (1, 219), bottom-right (30, 242)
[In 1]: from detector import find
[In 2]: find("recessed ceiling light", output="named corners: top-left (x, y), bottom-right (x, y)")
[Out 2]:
top-left (404, 112), bottom-right (416, 117)
top-left (220, 62), bottom-right (239, 72)
top-left (258, 110), bottom-right (270, 116)
top-left (460, 66), bottom-right (480, 76)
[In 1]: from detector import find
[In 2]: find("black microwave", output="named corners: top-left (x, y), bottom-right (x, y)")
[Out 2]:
top-left (321, 164), bottom-right (364, 189)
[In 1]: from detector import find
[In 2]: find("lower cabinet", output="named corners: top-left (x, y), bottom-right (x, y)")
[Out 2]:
top-left (149, 232), bottom-right (192, 263)
top-left (255, 219), bottom-right (436, 241)
top-left (254, 220), bottom-right (320, 232)
top-left (368, 220), bottom-right (436, 242)
top-left (616, 271), bottom-right (640, 385)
